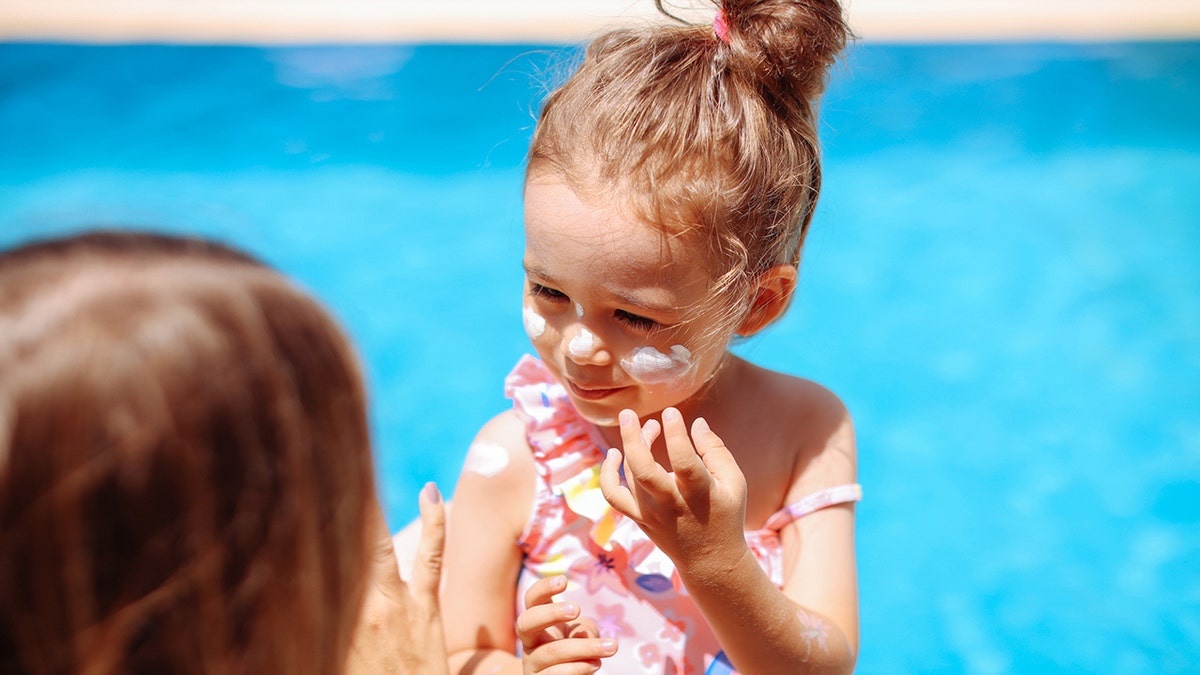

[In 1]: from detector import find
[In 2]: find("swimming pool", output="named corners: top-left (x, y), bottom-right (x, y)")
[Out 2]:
top-left (1, 40), bottom-right (1197, 673)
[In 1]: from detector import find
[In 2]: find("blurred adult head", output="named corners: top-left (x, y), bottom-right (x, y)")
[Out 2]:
top-left (0, 230), bottom-right (375, 675)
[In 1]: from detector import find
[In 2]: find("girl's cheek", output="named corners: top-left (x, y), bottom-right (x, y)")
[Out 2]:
top-left (619, 344), bottom-right (695, 386)
top-left (523, 305), bottom-right (547, 340)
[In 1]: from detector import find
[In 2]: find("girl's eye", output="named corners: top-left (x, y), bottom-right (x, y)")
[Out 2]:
top-left (615, 310), bottom-right (657, 331)
top-left (529, 283), bottom-right (568, 302)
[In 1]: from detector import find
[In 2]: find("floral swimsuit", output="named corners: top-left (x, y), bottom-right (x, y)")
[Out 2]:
top-left (508, 356), bottom-right (862, 674)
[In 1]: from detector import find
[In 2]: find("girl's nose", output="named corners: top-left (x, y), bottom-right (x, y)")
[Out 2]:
top-left (562, 323), bottom-right (612, 366)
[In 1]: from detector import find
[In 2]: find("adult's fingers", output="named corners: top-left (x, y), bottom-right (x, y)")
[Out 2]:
top-left (409, 482), bottom-right (446, 600)
top-left (345, 498), bottom-right (414, 675)
top-left (363, 497), bottom-right (407, 603)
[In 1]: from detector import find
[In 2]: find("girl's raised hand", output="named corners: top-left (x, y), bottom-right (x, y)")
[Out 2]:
top-left (599, 407), bottom-right (749, 574)
top-left (516, 575), bottom-right (618, 674)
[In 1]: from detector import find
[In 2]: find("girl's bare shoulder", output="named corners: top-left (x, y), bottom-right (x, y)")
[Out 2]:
top-left (453, 409), bottom-right (539, 532)
top-left (728, 356), bottom-right (851, 433)
top-left (724, 357), bottom-right (856, 494)
top-left (471, 408), bottom-right (536, 463)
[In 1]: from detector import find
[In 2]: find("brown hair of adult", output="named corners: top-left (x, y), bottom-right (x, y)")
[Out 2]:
top-left (528, 0), bottom-right (851, 332)
top-left (0, 231), bottom-right (375, 675)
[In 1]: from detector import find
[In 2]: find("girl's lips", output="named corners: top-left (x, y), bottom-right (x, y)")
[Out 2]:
top-left (566, 380), bottom-right (626, 401)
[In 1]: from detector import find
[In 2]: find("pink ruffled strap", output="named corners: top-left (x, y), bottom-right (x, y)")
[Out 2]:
top-left (506, 357), bottom-right (676, 572)
top-left (762, 484), bottom-right (863, 532)
top-left (504, 355), bottom-right (607, 491)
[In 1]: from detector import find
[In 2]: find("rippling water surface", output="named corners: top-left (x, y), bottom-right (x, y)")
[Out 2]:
top-left (1, 40), bottom-right (1197, 673)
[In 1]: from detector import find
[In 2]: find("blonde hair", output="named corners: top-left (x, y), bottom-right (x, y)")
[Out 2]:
top-left (0, 231), bottom-right (374, 675)
top-left (529, 0), bottom-right (850, 331)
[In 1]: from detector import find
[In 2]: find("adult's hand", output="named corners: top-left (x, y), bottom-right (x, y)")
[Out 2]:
top-left (347, 483), bottom-right (449, 675)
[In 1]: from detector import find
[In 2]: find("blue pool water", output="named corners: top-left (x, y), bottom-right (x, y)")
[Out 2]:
top-left (1, 40), bottom-right (1198, 673)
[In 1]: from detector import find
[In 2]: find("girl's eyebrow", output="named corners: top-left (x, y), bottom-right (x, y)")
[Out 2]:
top-left (523, 262), bottom-right (679, 314)
top-left (522, 262), bottom-right (552, 280)
top-left (611, 291), bottom-right (678, 314)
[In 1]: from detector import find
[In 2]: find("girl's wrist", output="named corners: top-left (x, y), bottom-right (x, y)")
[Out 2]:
top-left (675, 539), bottom-right (755, 590)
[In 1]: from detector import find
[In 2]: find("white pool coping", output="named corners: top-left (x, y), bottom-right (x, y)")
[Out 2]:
top-left (2, 0), bottom-right (1199, 44)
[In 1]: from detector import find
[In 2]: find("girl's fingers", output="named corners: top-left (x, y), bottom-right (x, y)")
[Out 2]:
top-left (527, 637), bottom-right (617, 673)
top-left (516, 580), bottom-right (617, 672)
top-left (517, 576), bottom-right (576, 651)
top-left (568, 617), bottom-right (599, 639)
top-left (618, 409), bottom-right (670, 492)
top-left (523, 574), bottom-right (568, 609)
top-left (539, 664), bottom-right (604, 675)
top-left (660, 408), bottom-right (712, 497)
top-left (690, 417), bottom-right (745, 489)
top-left (531, 663), bottom-right (602, 675)
top-left (409, 482), bottom-right (446, 601)
top-left (516, 600), bottom-right (579, 643)
top-left (599, 448), bottom-right (638, 518)
top-left (640, 418), bottom-right (662, 447)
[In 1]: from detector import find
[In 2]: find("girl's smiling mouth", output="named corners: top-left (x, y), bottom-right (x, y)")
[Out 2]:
top-left (565, 379), bottom-right (627, 401)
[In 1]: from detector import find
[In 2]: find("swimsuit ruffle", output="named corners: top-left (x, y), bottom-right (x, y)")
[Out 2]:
top-left (506, 355), bottom-right (788, 589)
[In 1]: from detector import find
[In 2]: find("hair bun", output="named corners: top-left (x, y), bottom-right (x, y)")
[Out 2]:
top-left (718, 0), bottom-right (850, 104)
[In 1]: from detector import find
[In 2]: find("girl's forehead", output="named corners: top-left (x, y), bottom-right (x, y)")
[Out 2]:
top-left (524, 177), bottom-right (701, 260)
top-left (523, 177), bottom-right (712, 301)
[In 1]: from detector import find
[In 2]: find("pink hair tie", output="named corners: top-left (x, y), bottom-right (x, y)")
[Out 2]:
top-left (713, 8), bottom-right (731, 44)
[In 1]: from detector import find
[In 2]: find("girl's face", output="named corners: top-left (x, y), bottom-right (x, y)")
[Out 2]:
top-left (522, 173), bottom-right (735, 426)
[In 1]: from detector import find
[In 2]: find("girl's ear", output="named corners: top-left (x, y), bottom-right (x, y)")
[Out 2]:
top-left (736, 264), bottom-right (798, 337)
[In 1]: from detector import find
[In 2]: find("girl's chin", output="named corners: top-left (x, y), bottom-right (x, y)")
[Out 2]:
top-left (568, 400), bottom-right (621, 428)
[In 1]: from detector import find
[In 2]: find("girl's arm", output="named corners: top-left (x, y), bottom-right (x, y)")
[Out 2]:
top-left (442, 411), bottom-right (533, 674)
top-left (442, 412), bottom-right (619, 675)
top-left (599, 403), bottom-right (859, 675)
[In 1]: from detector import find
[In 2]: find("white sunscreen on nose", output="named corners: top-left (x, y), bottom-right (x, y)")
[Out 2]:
top-left (575, 302), bottom-right (585, 318)
top-left (568, 328), bottom-right (597, 358)
top-left (620, 345), bottom-right (694, 385)
top-left (522, 306), bottom-right (546, 339)
top-left (462, 442), bottom-right (510, 478)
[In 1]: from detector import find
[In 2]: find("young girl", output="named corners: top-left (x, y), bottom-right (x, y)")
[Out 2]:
top-left (442, 1), bottom-right (859, 673)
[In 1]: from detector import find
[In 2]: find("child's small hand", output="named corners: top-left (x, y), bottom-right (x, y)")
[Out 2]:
top-left (516, 575), bottom-right (618, 674)
top-left (599, 407), bottom-right (750, 575)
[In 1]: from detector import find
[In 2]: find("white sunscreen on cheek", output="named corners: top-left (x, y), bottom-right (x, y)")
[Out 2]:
top-left (575, 302), bottom-right (584, 318)
top-left (619, 345), bottom-right (694, 385)
top-left (568, 328), bottom-right (596, 358)
top-left (522, 306), bottom-right (546, 340)
top-left (462, 442), bottom-right (510, 478)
